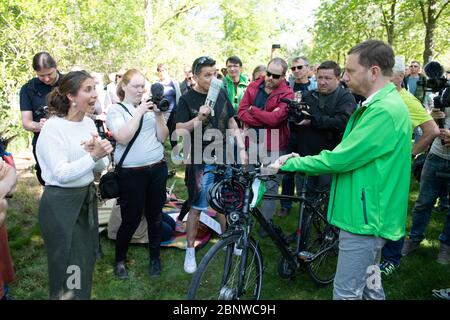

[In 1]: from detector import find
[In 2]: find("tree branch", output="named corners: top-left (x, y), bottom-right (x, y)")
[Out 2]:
top-left (436, 0), bottom-right (450, 20)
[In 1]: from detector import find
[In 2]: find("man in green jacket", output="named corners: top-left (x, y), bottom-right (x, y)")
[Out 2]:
top-left (269, 40), bottom-right (412, 300)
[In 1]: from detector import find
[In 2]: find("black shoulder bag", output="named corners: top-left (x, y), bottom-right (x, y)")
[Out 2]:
top-left (99, 103), bottom-right (143, 199)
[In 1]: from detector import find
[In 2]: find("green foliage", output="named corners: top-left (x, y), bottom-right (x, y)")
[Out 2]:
top-left (310, 0), bottom-right (450, 66)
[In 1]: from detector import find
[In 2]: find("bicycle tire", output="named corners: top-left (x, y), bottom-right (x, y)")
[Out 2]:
top-left (304, 212), bottom-right (339, 285)
top-left (187, 234), bottom-right (264, 300)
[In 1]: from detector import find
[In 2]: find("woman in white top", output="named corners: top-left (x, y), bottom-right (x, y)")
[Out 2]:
top-left (106, 69), bottom-right (169, 279)
top-left (36, 71), bottom-right (113, 299)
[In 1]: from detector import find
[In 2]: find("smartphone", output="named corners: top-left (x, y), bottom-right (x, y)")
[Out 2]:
top-left (272, 44), bottom-right (281, 49)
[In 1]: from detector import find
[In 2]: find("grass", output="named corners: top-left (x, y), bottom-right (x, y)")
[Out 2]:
top-left (5, 148), bottom-right (450, 300)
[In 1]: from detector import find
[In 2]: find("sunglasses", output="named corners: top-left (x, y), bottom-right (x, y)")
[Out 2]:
top-left (290, 65), bottom-right (304, 71)
top-left (266, 71), bottom-right (282, 79)
top-left (193, 56), bottom-right (216, 75)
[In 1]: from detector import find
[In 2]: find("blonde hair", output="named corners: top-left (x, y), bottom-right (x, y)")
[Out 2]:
top-left (116, 69), bottom-right (144, 101)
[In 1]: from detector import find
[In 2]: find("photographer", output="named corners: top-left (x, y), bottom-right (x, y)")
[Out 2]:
top-left (379, 58), bottom-right (440, 276)
top-left (402, 77), bottom-right (450, 264)
top-left (277, 61), bottom-right (356, 217)
top-left (106, 69), bottom-right (169, 279)
top-left (20, 52), bottom-right (63, 186)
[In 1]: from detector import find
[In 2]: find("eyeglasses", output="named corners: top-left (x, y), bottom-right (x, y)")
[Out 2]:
top-left (227, 64), bottom-right (241, 69)
top-left (193, 56), bottom-right (216, 75)
top-left (266, 71), bottom-right (282, 79)
top-left (290, 65), bottom-right (304, 71)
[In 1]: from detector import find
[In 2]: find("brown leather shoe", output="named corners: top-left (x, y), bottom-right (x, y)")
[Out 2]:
top-left (276, 208), bottom-right (290, 218)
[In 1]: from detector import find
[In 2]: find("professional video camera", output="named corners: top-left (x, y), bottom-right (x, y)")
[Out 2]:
top-left (419, 61), bottom-right (450, 114)
top-left (281, 91), bottom-right (311, 123)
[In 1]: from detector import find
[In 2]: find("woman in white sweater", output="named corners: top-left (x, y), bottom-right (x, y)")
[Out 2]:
top-left (36, 71), bottom-right (113, 300)
top-left (106, 69), bottom-right (169, 279)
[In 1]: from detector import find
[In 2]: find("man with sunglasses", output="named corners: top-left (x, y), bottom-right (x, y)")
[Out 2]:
top-left (403, 61), bottom-right (427, 103)
top-left (288, 56), bottom-right (317, 93)
top-left (238, 57), bottom-right (294, 236)
top-left (180, 66), bottom-right (196, 95)
top-left (277, 57), bottom-right (320, 217)
top-left (175, 56), bottom-right (247, 273)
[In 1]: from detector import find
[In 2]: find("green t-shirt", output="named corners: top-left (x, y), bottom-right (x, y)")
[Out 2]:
top-left (399, 88), bottom-right (432, 128)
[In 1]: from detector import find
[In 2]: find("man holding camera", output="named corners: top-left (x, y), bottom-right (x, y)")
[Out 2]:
top-left (402, 87), bottom-right (450, 265)
top-left (20, 52), bottom-right (63, 186)
top-left (277, 61), bottom-right (356, 218)
top-left (238, 57), bottom-right (293, 236)
top-left (379, 57), bottom-right (440, 276)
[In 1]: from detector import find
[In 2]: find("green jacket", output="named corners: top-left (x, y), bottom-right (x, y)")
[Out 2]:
top-left (222, 74), bottom-right (249, 112)
top-left (282, 83), bottom-right (412, 241)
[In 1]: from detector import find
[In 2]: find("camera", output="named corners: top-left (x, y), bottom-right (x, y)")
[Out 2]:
top-left (419, 61), bottom-right (450, 110)
top-left (34, 105), bottom-right (49, 119)
top-left (148, 83), bottom-right (170, 112)
top-left (281, 91), bottom-right (311, 123)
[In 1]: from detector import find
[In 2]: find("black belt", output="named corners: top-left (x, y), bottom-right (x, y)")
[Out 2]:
top-left (126, 160), bottom-right (165, 171)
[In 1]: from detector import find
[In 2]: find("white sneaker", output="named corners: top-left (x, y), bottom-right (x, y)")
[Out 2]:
top-left (184, 248), bottom-right (197, 274)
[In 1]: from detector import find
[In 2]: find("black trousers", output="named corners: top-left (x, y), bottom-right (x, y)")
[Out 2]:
top-left (166, 111), bottom-right (177, 149)
top-left (115, 161), bottom-right (168, 262)
top-left (32, 134), bottom-right (45, 186)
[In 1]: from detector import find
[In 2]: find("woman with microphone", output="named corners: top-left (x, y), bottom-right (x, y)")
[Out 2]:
top-left (106, 69), bottom-right (169, 279)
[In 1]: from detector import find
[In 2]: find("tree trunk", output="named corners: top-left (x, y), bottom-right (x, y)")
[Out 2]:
top-left (423, 18), bottom-right (436, 64)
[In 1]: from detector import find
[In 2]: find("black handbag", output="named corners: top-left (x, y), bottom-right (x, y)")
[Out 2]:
top-left (99, 103), bottom-right (143, 199)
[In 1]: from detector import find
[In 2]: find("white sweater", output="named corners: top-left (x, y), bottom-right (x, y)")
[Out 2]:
top-left (36, 116), bottom-right (108, 187)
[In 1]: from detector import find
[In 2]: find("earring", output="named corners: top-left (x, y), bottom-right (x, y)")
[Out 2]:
top-left (72, 102), bottom-right (76, 107)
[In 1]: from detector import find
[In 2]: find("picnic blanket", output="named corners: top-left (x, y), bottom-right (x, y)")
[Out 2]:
top-left (105, 198), bottom-right (220, 249)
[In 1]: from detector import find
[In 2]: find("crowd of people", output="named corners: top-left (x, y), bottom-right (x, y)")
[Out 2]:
top-left (1, 39), bottom-right (450, 300)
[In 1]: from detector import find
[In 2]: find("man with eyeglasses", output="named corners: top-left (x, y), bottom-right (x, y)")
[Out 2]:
top-left (403, 60), bottom-right (427, 103)
top-left (277, 61), bottom-right (357, 218)
top-left (175, 56), bottom-right (247, 273)
top-left (222, 56), bottom-right (249, 116)
top-left (20, 52), bottom-right (63, 186)
top-left (238, 57), bottom-right (294, 236)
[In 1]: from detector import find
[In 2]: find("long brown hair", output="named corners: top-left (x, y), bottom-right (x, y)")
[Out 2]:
top-left (47, 70), bottom-right (92, 117)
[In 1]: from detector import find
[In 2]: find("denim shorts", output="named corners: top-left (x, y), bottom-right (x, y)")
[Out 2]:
top-left (191, 164), bottom-right (217, 211)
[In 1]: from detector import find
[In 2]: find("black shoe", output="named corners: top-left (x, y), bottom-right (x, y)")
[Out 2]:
top-left (149, 259), bottom-right (162, 278)
top-left (275, 207), bottom-right (290, 218)
top-left (114, 261), bottom-right (129, 280)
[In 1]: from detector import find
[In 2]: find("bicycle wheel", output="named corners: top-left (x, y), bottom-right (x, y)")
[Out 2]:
top-left (187, 234), bottom-right (264, 300)
top-left (304, 212), bottom-right (339, 285)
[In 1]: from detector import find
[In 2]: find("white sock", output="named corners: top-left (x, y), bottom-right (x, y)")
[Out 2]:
top-left (186, 247), bottom-right (195, 256)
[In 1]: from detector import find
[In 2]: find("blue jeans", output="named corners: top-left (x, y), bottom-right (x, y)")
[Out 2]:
top-left (408, 153), bottom-right (450, 246)
top-left (191, 164), bottom-right (217, 211)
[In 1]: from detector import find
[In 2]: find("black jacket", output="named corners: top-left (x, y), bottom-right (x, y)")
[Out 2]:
top-left (290, 85), bottom-right (357, 156)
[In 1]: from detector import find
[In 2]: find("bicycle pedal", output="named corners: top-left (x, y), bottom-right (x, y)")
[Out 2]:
top-left (298, 251), bottom-right (314, 261)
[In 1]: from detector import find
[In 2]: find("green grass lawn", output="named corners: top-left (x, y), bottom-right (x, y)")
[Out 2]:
top-left (5, 149), bottom-right (450, 300)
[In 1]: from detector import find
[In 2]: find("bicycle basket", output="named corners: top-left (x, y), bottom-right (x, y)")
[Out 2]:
top-left (207, 179), bottom-right (246, 213)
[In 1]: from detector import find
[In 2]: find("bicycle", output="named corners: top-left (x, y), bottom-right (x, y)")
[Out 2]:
top-left (187, 165), bottom-right (339, 300)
